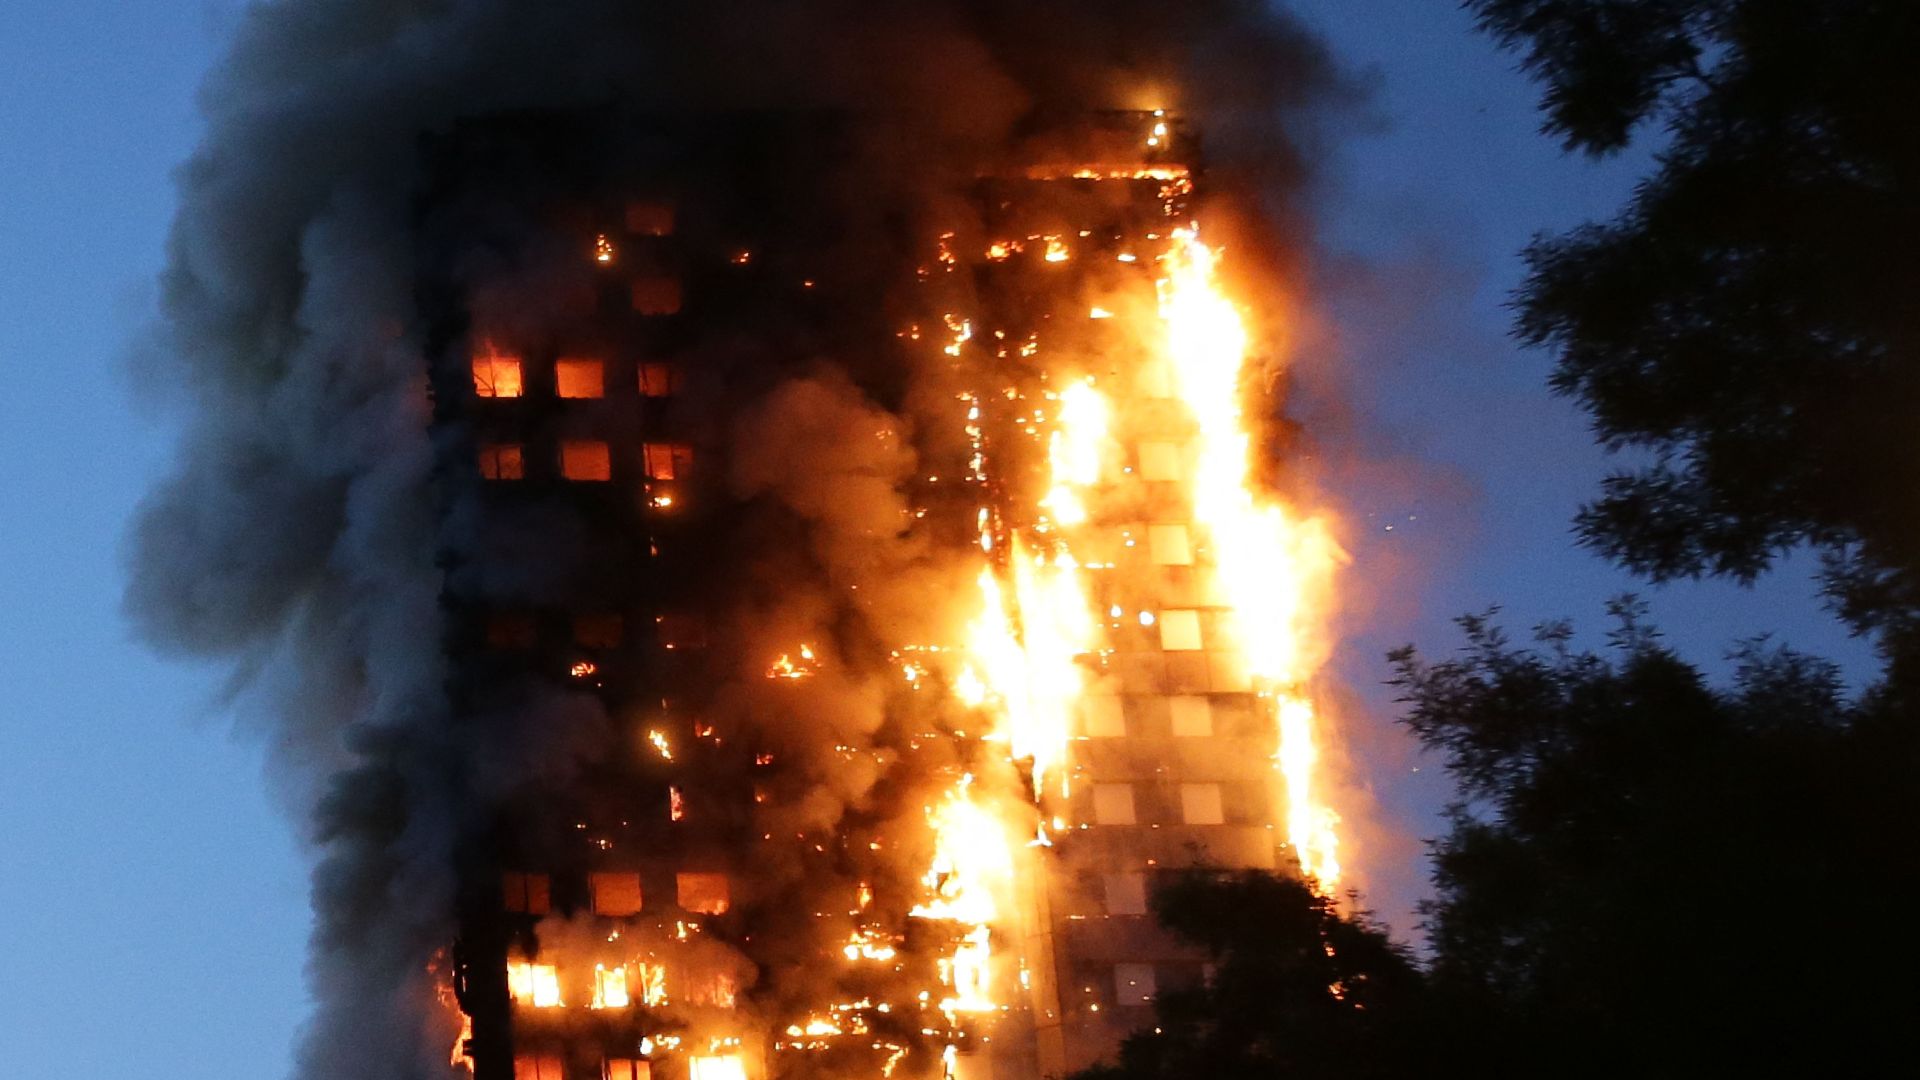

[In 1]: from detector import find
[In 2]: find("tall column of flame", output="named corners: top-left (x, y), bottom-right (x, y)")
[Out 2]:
top-left (959, 380), bottom-right (1110, 799)
top-left (1157, 229), bottom-right (1343, 884)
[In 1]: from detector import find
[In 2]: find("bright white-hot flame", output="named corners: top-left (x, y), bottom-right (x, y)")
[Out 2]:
top-left (689, 1057), bottom-right (748, 1080)
top-left (911, 778), bottom-right (1014, 1017)
top-left (911, 778), bottom-right (1010, 926)
top-left (961, 543), bottom-right (1096, 797)
top-left (647, 729), bottom-right (673, 760)
top-left (1158, 228), bottom-right (1343, 884)
top-left (1041, 380), bottom-right (1110, 527)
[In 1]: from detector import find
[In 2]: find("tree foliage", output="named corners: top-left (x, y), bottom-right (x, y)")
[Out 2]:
top-left (1393, 603), bottom-right (1919, 1074)
top-left (1072, 870), bottom-right (1429, 1080)
top-left (1468, 0), bottom-right (1920, 640)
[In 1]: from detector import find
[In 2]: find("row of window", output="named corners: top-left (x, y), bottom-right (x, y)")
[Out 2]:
top-left (473, 355), bottom-right (684, 400)
top-left (479, 440), bottom-right (693, 483)
top-left (1089, 781), bottom-right (1240, 826)
top-left (1083, 693), bottom-right (1218, 737)
top-left (502, 870), bottom-right (730, 917)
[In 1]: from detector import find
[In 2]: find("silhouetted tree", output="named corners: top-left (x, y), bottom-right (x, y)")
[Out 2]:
top-left (1071, 870), bottom-right (1429, 1080)
top-left (1467, 0), bottom-right (1920, 643)
top-left (1394, 600), bottom-right (1920, 1074)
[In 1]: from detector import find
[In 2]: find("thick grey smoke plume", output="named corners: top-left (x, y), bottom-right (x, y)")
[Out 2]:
top-left (129, 2), bottom-right (1349, 1076)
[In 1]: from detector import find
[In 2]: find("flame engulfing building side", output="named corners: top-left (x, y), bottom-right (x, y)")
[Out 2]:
top-left (418, 107), bottom-right (1342, 1080)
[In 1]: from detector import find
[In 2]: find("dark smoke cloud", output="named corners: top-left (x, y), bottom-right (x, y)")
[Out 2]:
top-left (128, 2), bottom-right (1353, 1075)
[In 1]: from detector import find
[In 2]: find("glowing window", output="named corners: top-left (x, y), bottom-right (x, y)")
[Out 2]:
top-left (1169, 696), bottom-right (1213, 737)
top-left (515, 1055), bottom-right (566, 1080)
top-left (625, 201), bottom-right (674, 236)
top-left (1137, 441), bottom-right (1182, 482)
top-left (688, 1056), bottom-right (747, 1080)
top-left (1180, 783), bottom-right (1225, 825)
top-left (506, 962), bottom-right (562, 1008)
top-left (473, 352), bottom-right (524, 398)
top-left (677, 871), bottom-right (731, 915)
top-left (1093, 783), bottom-right (1137, 825)
top-left (590, 872), bottom-right (643, 917)
top-left (572, 614), bottom-right (625, 649)
top-left (642, 442), bottom-right (693, 480)
top-left (1148, 524), bottom-right (1192, 566)
top-left (555, 358), bottom-right (606, 399)
top-left (638, 363), bottom-right (679, 398)
top-left (479, 443), bottom-right (525, 481)
top-left (1159, 609), bottom-right (1203, 651)
top-left (561, 440), bottom-right (612, 482)
top-left (605, 1060), bottom-right (651, 1080)
top-left (590, 965), bottom-right (630, 1009)
top-left (1114, 963), bottom-right (1157, 1004)
top-left (502, 872), bottom-right (551, 915)
top-left (1082, 695), bottom-right (1125, 737)
top-left (632, 277), bottom-right (683, 316)
top-left (1103, 872), bottom-right (1148, 916)
top-left (1208, 651), bottom-right (1252, 693)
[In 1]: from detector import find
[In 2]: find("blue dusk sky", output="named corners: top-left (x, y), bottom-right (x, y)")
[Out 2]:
top-left (0, 3), bottom-right (1874, 1078)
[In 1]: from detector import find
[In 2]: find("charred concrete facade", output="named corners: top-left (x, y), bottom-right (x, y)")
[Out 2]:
top-left (419, 109), bottom-right (1290, 1080)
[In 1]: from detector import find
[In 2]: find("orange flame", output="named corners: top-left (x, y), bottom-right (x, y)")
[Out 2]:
top-left (1157, 228), bottom-right (1343, 883)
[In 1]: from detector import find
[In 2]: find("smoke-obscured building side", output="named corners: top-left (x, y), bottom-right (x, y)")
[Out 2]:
top-left (418, 109), bottom-right (1294, 1080)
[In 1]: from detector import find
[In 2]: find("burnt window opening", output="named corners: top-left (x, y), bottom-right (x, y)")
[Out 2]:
top-left (605, 1059), bottom-right (651, 1080)
top-left (472, 351), bottom-right (524, 398)
top-left (486, 613), bottom-right (538, 650)
top-left (642, 442), bottom-right (693, 480)
top-left (502, 871), bottom-right (551, 915)
top-left (555, 357), bottom-right (605, 399)
top-left (572, 614), bottom-right (625, 649)
top-left (589, 871), bottom-right (644, 917)
top-left (478, 443), bottom-right (525, 481)
top-left (561, 439), bottom-right (612, 482)
top-left (676, 871), bottom-right (731, 915)
top-left (638, 363), bottom-right (680, 398)
top-left (625, 200), bottom-right (674, 237)
top-left (515, 1055), bottom-right (566, 1080)
top-left (631, 277), bottom-right (683, 316)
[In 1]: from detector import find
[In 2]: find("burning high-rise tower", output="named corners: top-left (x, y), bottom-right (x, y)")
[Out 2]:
top-left (129, 6), bottom-right (1355, 1079)
top-left (413, 106), bottom-right (1340, 1080)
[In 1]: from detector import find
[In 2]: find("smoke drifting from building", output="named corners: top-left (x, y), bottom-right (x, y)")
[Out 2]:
top-left (127, 3), bottom-right (1355, 1077)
